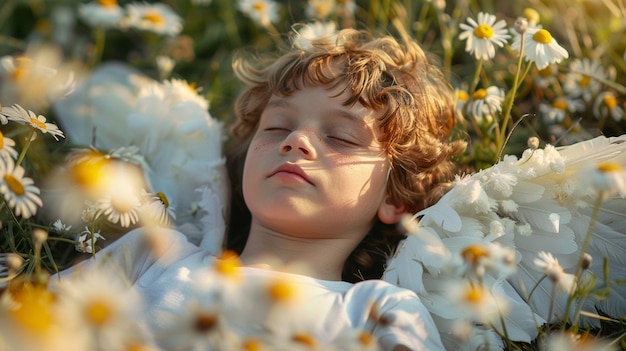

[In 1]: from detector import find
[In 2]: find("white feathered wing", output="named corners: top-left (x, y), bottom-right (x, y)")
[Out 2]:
top-left (383, 134), bottom-right (626, 350)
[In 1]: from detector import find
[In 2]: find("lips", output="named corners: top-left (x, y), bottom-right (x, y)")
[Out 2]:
top-left (269, 163), bottom-right (313, 185)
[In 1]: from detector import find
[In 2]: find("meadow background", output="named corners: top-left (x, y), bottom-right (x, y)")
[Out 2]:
top-left (0, 0), bottom-right (625, 350)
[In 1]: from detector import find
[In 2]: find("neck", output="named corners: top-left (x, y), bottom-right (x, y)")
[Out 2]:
top-left (238, 220), bottom-right (362, 281)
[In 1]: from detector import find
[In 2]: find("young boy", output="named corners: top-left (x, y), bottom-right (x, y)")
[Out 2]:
top-left (56, 27), bottom-right (464, 351)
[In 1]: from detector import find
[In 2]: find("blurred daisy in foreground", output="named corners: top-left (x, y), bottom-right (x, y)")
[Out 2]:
top-left (55, 269), bottom-right (148, 351)
top-left (469, 86), bottom-right (505, 123)
top-left (292, 21), bottom-right (338, 50)
top-left (2, 104), bottom-right (65, 141)
top-left (538, 96), bottom-right (584, 124)
top-left (445, 280), bottom-right (510, 324)
top-left (0, 158), bottom-right (42, 219)
top-left (592, 162), bottom-right (626, 198)
top-left (533, 251), bottom-right (576, 293)
top-left (96, 191), bottom-right (141, 228)
top-left (0, 130), bottom-right (18, 163)
top-left (563, 58), bottom-right (607, 102)
top-left (459, 12), bottom-right (511, 60)
top-left (125, 2), bottom-right (182, 36)
top-left (512, 27), bottom-right (568, 70)
top-left (238, 0), bottom-right (281, 27)
top-left (78, 0), bottom-right (125, 29)
top-left (533, 64), bottom-right (559, 89)
top-left (305, 0), bottom-right (336, 19)
top-left (593, 91), bottom-right (623, 122)
top-left (543, 331), bottom-right (617, 351)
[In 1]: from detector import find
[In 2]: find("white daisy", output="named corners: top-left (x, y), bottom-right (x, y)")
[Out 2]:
top-left (563, 58), bottom-right (607, 102)
top-left (0, 158), bottom-right (42, 219)
top-left (543, 331), bottom-right (617, 351)
top-left (538, 96), bottom-right (585, 123)
top-left (469, 86), bottom-right (505, 122)
top-left (533, 64), bottom-right (559, 88)
top-left (54, 268), bottom-right (149, 351)
top-left (445, 280), bottom-right (510, 324)
top-left (455, 89), bottom-right (470, 114)
top-left (96, 191), bottom-right (141, 228)
top-left (0, 130), bottom-right (18, 163)
top-left (592, 91), bottom-right (623, 122)
top-left (139, 190), bottom-right (176, 226)
top-left (592, 162), bottom-right (626, 198)
top-left (238, 0), bottom-right (281, 27)
top-left (292, 21), bottom-right (338, 50)
top-left (512, 27), bottom-right (569, 70)
top-left (533, 251), bottom-right (576, 293)
top-left (125, 2), bottom-right (183, 36)
top-left (51, 219), bottom-right (72, 233)
top-left (78, 0), bottom-right (125, 29)
top-left (458, 12), bottom-right (511, 60)
top-left (305, 0), bottom-right (336, 19)
top-left (74, 226), bottom-right (106, 253)
top-left (2, 104), bottom-right (65, 141)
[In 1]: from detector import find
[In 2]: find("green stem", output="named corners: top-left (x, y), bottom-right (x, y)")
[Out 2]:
top-left (497, 32), bottom-right (527, 160)
top-left (469, 58), bottom-right (484, 96)
top-left (15, 129), bottom-right (35, 167)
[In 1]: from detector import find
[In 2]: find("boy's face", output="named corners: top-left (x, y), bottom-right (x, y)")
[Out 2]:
top-left (242, 85), bottom-right (399, 241)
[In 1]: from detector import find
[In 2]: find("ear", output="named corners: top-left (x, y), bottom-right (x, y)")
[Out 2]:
top-left (377, 196), bottom-right (407, 225)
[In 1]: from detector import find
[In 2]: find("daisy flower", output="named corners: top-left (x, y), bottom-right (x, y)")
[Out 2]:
top-left (125, 2), bottom-right (183, 36)
top-left (2, 104), bottom-right (65, 141)
top-left (533, 251), bottom-right (576, 293)
top-left (96, 191), bottom-right (141, 228)
top-left (512, 27), bottom-right (569, 70)
top-left (54, 268), bottom-right (149, 351)
top-left (563, 58), bottom-right (607, 102)
top-left (51, 219), bottom-right (72, 233)
top-left (592, 162), bottom-right (626, 198)
top-left (459, 12), bottom-right (511, 60)
top-left (238, 0), bottom-right (281, 27)
top-left (74, 226), bottom-right (106, 253)
top-left (593, 91), bottom-right (623, 122)
top-left (78, 0), bottom-right (125, 29)
top-left (139, 190), bottom-right (176, 226)
top-left (455, 89), bottom-right (470, 114)
top-left (0, 130), bottom-right (18, 163)
top-left (292, 21), bottom-right (338, 50)
top-left (305, 0), bottom-right (336, 19)
top-left (538, 96), bottom-right (585, 123)
top-left (469, 86), bottom-right (505, 122)
top-left (0, 158), bottom-right (42, 219)
top-left (445, 280), bottom-right (510, 324)
top-left (533, 64), bottom-right (559, 89)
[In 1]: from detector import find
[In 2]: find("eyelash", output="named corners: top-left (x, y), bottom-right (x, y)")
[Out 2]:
top-left (264, 127), bottom-right (359, 147)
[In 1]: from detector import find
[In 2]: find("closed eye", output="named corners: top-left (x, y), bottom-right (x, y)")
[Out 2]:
top-left (328, 136), bottom-right (359, 146)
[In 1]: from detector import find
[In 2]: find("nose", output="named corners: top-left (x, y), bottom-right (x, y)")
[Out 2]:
top-left (279, 130), bottom-right (317, 159)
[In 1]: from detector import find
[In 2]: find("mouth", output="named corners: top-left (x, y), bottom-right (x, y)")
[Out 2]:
top-left (269, 163), bottom-right (314, 185)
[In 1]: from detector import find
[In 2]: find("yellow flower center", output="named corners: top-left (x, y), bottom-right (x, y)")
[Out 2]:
top-left (30, 117), bottom-right (47, 130)
top-left (71, 153), bottom-right (109, 192)
top-left (359, 332), bottom-right (375, 345)
top-left (464, 284), bottom-right (486, 304)
top-left (461, 244), bottom-right (489, 265)
top-left (142, 11), bottom-right (164, 25)
top-left (98, 0), bottom-right (118, 7)
top-left (0, 131), bottom-right (4, 148)
top-left (473, 24), bottom-right (494, 39)
top-left (597, 162), bottom-right (623, 173)
top-left (194, 313), bottom-right (218, 333)
top-left (215, 250), bottom-right (241, 277)
top-left (4, 174), bottom-right (25, 195)
top-left (523, 8), bottom-right (540, 24)
top-left (9, 283), bottom-right (55, 333)
top-left (11, 57), bottom-right (32, 81)
top-left (532, 29), bottom-right (553, 44)
top-left (603, 94), bottom-right (617, 109)
top-left (579, 76), bottom-right (591, 88)
top-left (292, 333), bottom-right (317, 347)
top-left (269, 279), bottom-right (295, 302)
top-left (253, 1), bottom-right (267, 13)
top-left (457, 90), bottom-right (469, 102)
top-left (472, 88), bottom-right (488, 100)
top-left (552, 98), bottom-right (568, 110)
top-left (125, 343), bottom-right (151, 351)
top-left (87, 300), bottom-right (112, 326)
top-left (156, 191), bottom-right (169, 208)
top-left (243, 338), bottom-right (263, 351)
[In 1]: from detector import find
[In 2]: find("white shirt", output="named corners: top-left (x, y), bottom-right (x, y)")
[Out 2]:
top-left (60, 228), bottom-right (444, 351)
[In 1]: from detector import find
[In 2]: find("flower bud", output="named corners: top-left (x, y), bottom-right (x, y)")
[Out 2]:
top-left (527, 136), bottom-right (540, 150)
top-left (581, 253), bottom-right (592, 270)
top-left (514, 17), bottom-right (529, 34)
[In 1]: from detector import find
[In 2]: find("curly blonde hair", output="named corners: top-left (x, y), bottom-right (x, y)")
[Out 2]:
top-left (225, 27), bottom-right (466, 281)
